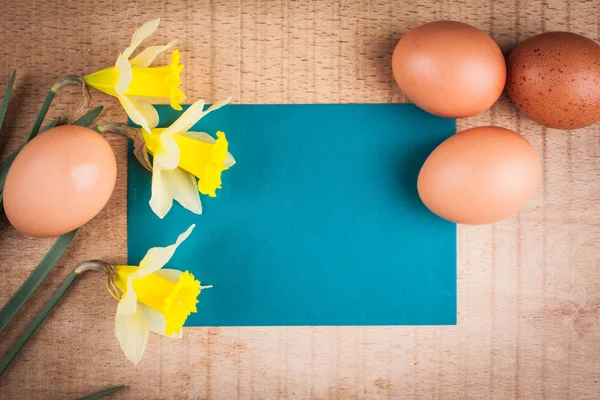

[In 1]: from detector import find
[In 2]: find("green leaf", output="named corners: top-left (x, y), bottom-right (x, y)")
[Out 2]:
top-left (27, 90), bottom-right (56, 142)
top-left (72, 105), bottom-right (103, 127)
top-left (0, 272), bottom-right (81, 377)
top-left (0, 70), bottom-right (17, 134)
top-left (0, 117), bottom-right (61, 204)
top-left (0, 230), bottom-right (77, 335)
top-left (76, 386), bottom-right (127, 400)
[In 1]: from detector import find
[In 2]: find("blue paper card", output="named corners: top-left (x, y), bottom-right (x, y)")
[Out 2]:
top-left (128, 104), bottom-right (456, 326)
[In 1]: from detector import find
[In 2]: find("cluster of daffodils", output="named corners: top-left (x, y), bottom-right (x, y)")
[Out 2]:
top-left (85, 18), bottom-right (234, 218)
top-left (81, 20), bottom-right (233, 363)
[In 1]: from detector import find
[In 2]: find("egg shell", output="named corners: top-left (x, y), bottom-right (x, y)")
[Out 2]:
top-left (4, 125), bottom-right (117, 238)
top-left (392, 20), bottom-right (506, 118)
top-left (506, 32), bottom-right (600, 129)
top-left (417, 126), bottom-right (540, 225)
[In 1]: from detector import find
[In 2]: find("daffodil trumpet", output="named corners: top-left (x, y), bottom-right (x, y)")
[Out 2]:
top-left (95, 97), bottom-right (235, 218)
top-left (82, 18), bottom-right (185, 133)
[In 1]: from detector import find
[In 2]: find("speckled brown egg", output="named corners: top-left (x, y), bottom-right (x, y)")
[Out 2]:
top-left (507, 32), bottom-right (600, 129)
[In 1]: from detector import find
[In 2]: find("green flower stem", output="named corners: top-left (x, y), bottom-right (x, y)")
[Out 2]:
top-left (0, 272), bottom-right (80, 377)
top-left (0, 230), bottom-right (77, 335)
top-left (76, 385), bottom-right (126, 400)
top-left (27, 75), bottom-right (85, 142)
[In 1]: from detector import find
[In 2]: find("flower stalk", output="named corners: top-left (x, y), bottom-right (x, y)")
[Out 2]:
top-left (29, 75), bottom-right (90, 141)
top-left (95, 123), bottom-right (152, 171)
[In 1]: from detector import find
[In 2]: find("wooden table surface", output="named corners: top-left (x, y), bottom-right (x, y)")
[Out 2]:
top-left (0, 0), bottom-right (599, 398)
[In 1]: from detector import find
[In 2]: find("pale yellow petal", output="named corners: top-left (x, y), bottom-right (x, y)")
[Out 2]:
top-left (131, 100), bottom-right (159, 129)
top-left (118, 95), bottom-right (152, 134)
top-left (116, 277), bottom-right (137, 315)
top-left (130, 95), bottom-right (172, 104)
top-left (115, 310), bottom-right (150, 365)
top-left (136, 224), bottom-right (195, 277)
top-left (149, 166), bottom-right (173, 219)
top-left (130, 40), bottom-right (176, 68)
top-left (179, 131), bottom-right (215, 143)
top-left (122, 18), bottom-right (161, 59)
top-left (162, 168), bottom-right (203, 215)
top-left (163, 97), bottom-right (231, 135)
top-left (224, 152), bottom-right (236, 168)
top-left (115, 54), bottom-right (132, 95)
top-left (152, 268), bottom-right (183, 283)
top-left (154, 134), bottom-right (180, 170)
top-left (162, 99), bottom-right (205, 136)
top-left (137, 302), bottom-right (182, 338)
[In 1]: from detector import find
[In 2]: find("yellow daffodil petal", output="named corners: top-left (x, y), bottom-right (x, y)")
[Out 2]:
top-left (115, 311), bottom-right (149, 365)
top-left (116, 274), bottom-right (138, 315)
top-left (136, 224), bottom-right (195, 277)
top-left (162, 97), bottom-right (231, 136)
top-left (150, 166), bottom-right (203, 217)
top-left (179, 131), bottom-right (215, 143)
top-left (131, 100), bottom-right (159, 129)
top-left (162, 99), bottom-right (205, 136)
top-left (118, 94), bottom-right (152, 134)
top-left (122, 18), bottom-right (161, 59)
top-left (149, 166), bottom-right (173, 218)
top-left (130, 40), bottom-right (176, 68)
top-left (154, 133), bottom-right (180, 170)
top-left (153, 268), bottom-right (184, 283)
top-left (115, 54), bottom-right (132, 95)
top-left (224, 152), bottom-right (236, 168)
top-left (137, 303), bottom-right (182, 338)
top-left (149, 134), bottom-right (184, 217)
top-left (162, 168), bottom-right (203, 215)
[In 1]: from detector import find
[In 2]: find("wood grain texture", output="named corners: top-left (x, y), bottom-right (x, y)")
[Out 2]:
top-left (0, 0), bottom-right (599, 398)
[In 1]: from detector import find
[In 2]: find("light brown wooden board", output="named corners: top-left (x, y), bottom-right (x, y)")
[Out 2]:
top-left (0, 0), bottom-right (599, 398)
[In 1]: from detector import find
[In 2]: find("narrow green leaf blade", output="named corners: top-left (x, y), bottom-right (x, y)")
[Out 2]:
top-left (27, 90), bottom-right (56, 142)
top-left (0, 69), bottom-right (17, 134)
top-left (0, 230), bottom-right (77, 335)
top-left (0, 117), bottom-right (61, 204)
top-left (76, 386), bottom-right (126, 400)
top-left (72, 105), bottom-right (103, 127)
top-left (0, 272), bottom-right (80, 377)
top-left (38, 117), bottom-right (62, 133)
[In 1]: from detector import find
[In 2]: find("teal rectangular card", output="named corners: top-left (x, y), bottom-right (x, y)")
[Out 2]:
top-left (128, 104), bottom-right (456, 326)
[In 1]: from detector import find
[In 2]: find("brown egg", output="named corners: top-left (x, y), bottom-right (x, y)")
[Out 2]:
top-left (418, 126), bottom-right (540, 225)
top-left (4, 125), bottom-right (117, 237)
top-left (392, 21), bottom-right (506, 118)
top-left (506, 32), bottom-right (600, 129)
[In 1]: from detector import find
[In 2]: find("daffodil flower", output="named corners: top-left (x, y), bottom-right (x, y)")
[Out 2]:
top-left (141, 97), bottom-right (235, 218)
top-left (112, 224), bottom-right (207, 364)
top-left (84, 18), bottom-right (184, 133)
